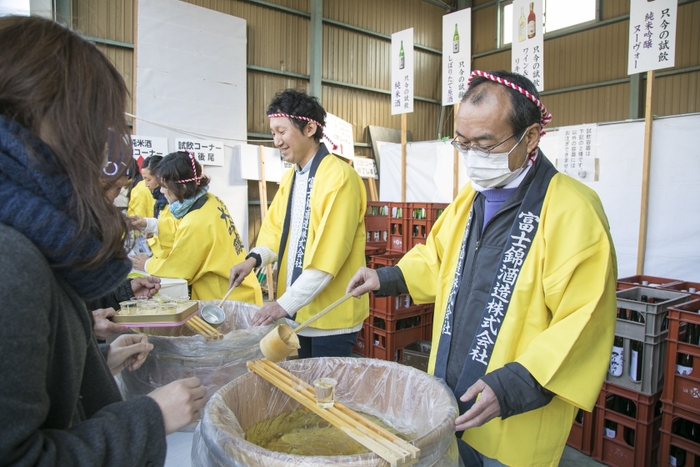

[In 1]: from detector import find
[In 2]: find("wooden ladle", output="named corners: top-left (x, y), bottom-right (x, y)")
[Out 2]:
top-left (259, 293), bottom-right (353, 362)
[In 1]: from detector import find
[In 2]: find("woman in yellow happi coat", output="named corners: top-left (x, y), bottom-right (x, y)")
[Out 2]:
top-left (131, 151), bottom-right (262, 304)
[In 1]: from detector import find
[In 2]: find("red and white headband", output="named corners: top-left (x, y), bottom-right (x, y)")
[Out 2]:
top-left (267, 112), bottom-right (338, 150)
top-left (176, 151), bottom-right (203, 185)
top-left (467, 70), bottom-right (552, 136)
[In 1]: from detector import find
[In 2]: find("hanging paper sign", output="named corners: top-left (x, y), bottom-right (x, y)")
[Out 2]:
top-left (391, 28), bottom-right (414, 115)
top-left (131, 136), bottom-right (168, 166)
top-left (353, 157), bottom-right (378, 179)
top-left (557, 124), bottom-right (598, 182)
top-left (175, 139), bottom-right (224, 166)
top-left (627, 0), bottom-right (677, 74)
top-left (323, 112), bottom-right (354, 160)
top-left (511, 0), bottom-right (544, 91)
top-left (442, 8), bottom-right (472, 106)
top-left (237, 144), bottom-right (287, 183)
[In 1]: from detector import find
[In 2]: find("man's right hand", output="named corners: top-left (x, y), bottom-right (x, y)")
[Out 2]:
top-left (346, 267), bottom-right (380, 297)
top-left (229, 257), bottom-right (256, 289)
top-left (148, 377), bottom-right (206, 435)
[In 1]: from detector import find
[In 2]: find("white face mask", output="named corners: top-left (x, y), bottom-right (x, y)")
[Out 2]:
top-left (463, 133), bottom-right (528, 189)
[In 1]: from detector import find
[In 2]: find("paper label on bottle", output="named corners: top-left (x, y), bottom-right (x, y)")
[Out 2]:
top-left (677, 364), bottom-right (693, 376)
top-left (605, 427), bottom-right (616, 438)
top-left (528, 21), bottom-right (535, 36)
top-left (669, 455), bottom-right (678, 467)
top-left (609, 345), bottom-right (624, 377)
top-left (629, 350), bottom-right (640, 381)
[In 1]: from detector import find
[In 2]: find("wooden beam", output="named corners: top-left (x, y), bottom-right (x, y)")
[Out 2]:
top-left (453, 103), bottom-right (459, 199)
top-left (636, 71), bottom-right (654, 275)
top-left (258, 146), bottom-right (275, 300)
top-left (401, 113), bottom-right (407, 202)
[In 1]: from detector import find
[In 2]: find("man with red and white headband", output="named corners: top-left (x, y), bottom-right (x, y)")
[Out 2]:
top-left (230, 88), bottom-right (369, 358)
top-left (348, 71), bottom-right (617, 466)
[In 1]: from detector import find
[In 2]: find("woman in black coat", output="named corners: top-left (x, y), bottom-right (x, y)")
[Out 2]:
top-left (0, 16), bottom-right (205, 466)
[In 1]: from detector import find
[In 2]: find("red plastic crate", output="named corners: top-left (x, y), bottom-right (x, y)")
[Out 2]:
top-left (371, 312), bottom-right (425, 333)
top-left (658, 431), bottom-right (700, 467)
top-left (592, 405), bottom-right (662, 467)
top-left (618, 275), bottom-right (683, 288)
top-left (365, 202), bottom-right (389, 251)
top-left (661, 300), bottom-right (700, 414)
top-left (658, 403), bottom-right (700, 467)
top-left (567, 409), bottom-right (596, 456)
top-left (388, 202), bottom-right (410, 220)
top-left (406, 203), bottom-right (449, 222)
top-left (409, 219), bottom-right (434, 248)
top-left (366, 201), bottom-right (389, 218)
top-left (598, 382), bottom-right (664, 425)
top-left (368, 321), bottom-right (428, 362)
top-left (371, 294), bottom-right (423, 319)
top-left (367, 252), bottom-right (404, 269)
top-left (352, 319), bottom-right (369, 357)
top-left (661, 282), bottom-right (700, 300)
top-left (423, 306), bottom-right (434, 341)
top-left (387, 219), bottom-right (409, 253)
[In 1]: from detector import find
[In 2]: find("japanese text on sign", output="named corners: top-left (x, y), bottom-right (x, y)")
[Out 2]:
top-left (175, 139), bottom-right (225, 166)
top-left (511, 0), bottom-right (544, 91)
top-left (442, 8), bottom-right (472, 106)
top-left (557, 124), bottom-right (598, 182)
top-left (131, 136), bottom-right (168, 166)
top-left (628, 0), bottom-right (677, 74)
top-left (391, 28), bottom-right (414, 115)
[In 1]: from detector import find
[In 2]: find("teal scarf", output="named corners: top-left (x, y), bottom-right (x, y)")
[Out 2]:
top-left (169, 186), bottom-right (209, 219)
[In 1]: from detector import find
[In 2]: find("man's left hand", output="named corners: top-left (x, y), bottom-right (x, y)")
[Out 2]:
top-left (455, 379), bottom-right (502, 431)
top-left (130, 276), bottom-right (161, 298)
top-left (251, 302), bottom-right (288, 327)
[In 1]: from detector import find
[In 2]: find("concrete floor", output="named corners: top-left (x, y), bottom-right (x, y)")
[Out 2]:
top-left (560, 446), bottom-right (606, 466)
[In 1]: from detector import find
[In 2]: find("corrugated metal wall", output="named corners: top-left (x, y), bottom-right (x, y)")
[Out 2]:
top-left (70, 0), bottom-right (700, 240)
top-left (471, 0), bottom-right (700, 127)
top-left (73, 0), bottom-right (135, 121)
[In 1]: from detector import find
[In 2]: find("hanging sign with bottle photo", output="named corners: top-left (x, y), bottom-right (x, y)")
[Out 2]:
top-left (441, 8), bottom-right (471, 106)
top-left (511, 0), bottom-right (544, 91)
top-left (391, 28), bottom-right (414, 115)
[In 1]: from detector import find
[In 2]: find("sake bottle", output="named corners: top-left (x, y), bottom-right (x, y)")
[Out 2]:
top-left (609, 335), bottom-right (624, 377)
top-left (453, 24), bottom-right (460, 53)
top-left (629, 339), bottom-right (643, 382)
top-left (399, 41), bottom-right (405, 70)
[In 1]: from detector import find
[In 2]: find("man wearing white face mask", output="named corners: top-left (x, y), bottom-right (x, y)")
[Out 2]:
top-left (347, 70), bottom-right (618, 467)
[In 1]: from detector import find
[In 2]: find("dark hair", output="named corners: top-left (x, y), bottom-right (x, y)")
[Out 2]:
top-left (156, 151), bottom-right (210, 202)
top-left (0, 16), bottom-right (131, 270)
top-left (142, 155), bottom-right (163, 171)
top-left (462, 70), bottom-right (542, 135)
top-left (267, 89), bottom-right (326, 142)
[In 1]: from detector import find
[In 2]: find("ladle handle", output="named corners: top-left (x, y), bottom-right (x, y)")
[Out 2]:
top-left (293, 293), bottom-right (354, 334)
top-left (217, 285), bottom-right (236, 308)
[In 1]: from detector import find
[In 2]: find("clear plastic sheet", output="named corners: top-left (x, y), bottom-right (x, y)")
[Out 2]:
top-left (192, 357), bottom-right (461, 467)
top-left (119, 300), bottom-right (273, 403)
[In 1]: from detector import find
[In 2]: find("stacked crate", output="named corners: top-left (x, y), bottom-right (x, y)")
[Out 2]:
top-left (407, 203), bottom-right (448, 249)
top-left (587, 286), bottom-right (691, 467)
top-left (351, 251), bottom-right (435, 361)
top-left (365, 201), bottom-right (389, 256)
top-left (658, 299), bottom-right (700, 467)
top-left (387, 203), bottom-right (410, 253)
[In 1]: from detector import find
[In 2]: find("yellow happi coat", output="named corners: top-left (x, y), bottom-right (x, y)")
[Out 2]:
top-left (146, 193), bottom-right (262, 304)
top-left (127, 180), bottom-right (155, 219)
top-left (147, 204), bottom-right (178, 260)
top-left (397, 174), bottom-right (618, 467)
top-left (256, 154), bottom-right (369, 329)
